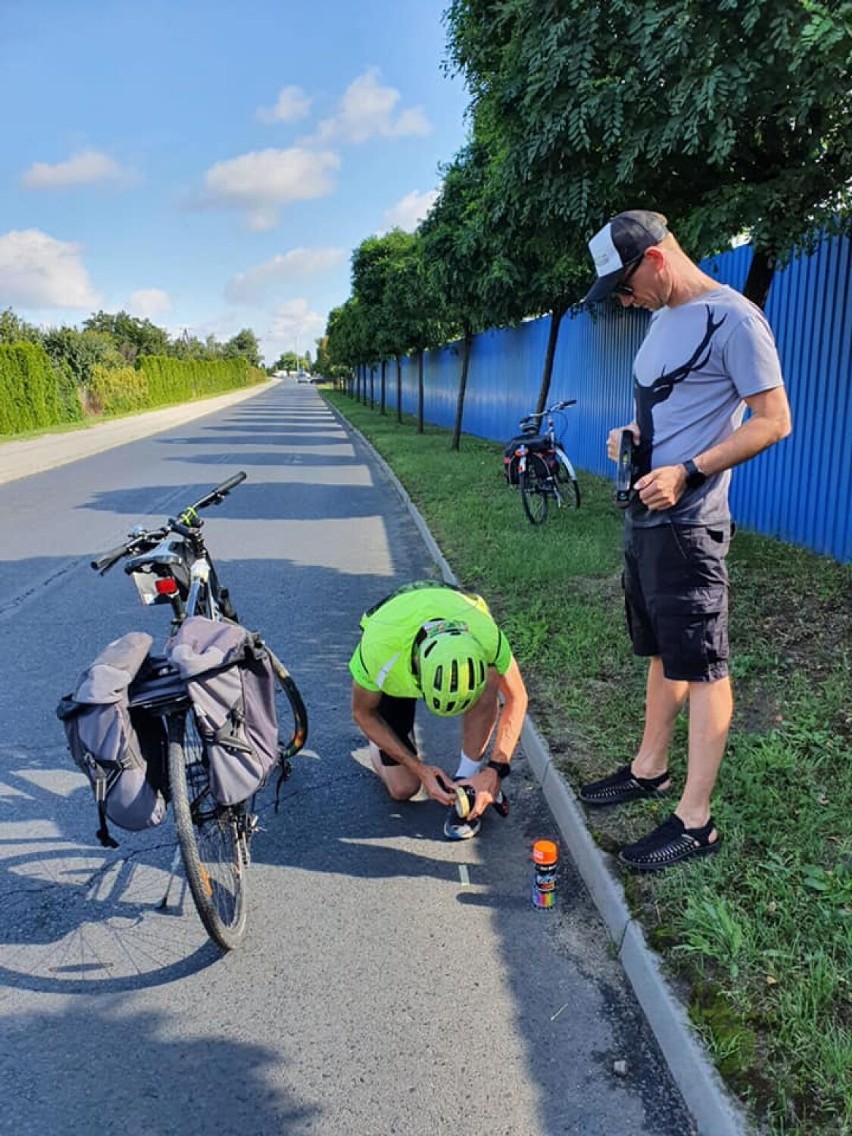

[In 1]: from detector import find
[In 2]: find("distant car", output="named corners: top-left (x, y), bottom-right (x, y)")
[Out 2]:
top-left (296, 371), bottom-right (310, 383)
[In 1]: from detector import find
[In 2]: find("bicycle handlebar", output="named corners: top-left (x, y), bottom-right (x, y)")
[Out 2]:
top-left (185, 471), bottom-right (247, 515)
top-left (519, 399), bottom-right (577, 424)
top-left (90, 472), bottom-right (247, 574)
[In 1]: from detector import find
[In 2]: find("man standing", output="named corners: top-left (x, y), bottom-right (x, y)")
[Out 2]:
top-left (579, 210), bottom-right (792, 870)
top-left (350, 580), bottom-right (528, 840)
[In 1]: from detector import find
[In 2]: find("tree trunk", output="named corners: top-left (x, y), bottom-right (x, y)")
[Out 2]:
top-left (743, 247), bottom-right (776, 310)
top-left (369, 365), bottom-right (375, 409)
top-left (417, 349), bottom-right (425, 434)
top-left (451, 330), bottom-right (473, 452)
top-left (535, 302), bottom-right (568, 414)
top-left (380, 360), bottom-right (386, 415)
top-left (396, 356), bottom-right (403, 424)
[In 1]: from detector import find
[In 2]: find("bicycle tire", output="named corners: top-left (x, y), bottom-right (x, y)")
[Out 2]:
top-left (553, 450), bottom-right (581, 509)
top-left (263, 645), bottom-right (309, 766)
top-left (519, 452), bottom-right (550, 525)
top-left (168, 709), bottom-right (248, 950)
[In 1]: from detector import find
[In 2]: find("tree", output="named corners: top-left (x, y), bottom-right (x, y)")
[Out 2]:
top-left (83, 310), bottom-right (171, 362)
top-left (325, 298), bottom-right (372, 391)
top-left (445, 0), bottom-right (852, 307)
top-left (0, 308), bottom-right (42, 345)
top-left (42, 327), bottom-right (124, 386)
top-left (419, 145), bottom-right (513, 449)
top-left (170, 330), bottom-right (211, 360)
top-left (351, 230), bottom-right (415, 417)
top-left (223, 328), bottom-right (262, 368)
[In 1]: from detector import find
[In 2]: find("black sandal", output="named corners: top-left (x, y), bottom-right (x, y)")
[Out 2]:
top-left (618, 814), bottom-right (721, 871)
top-left (578, 764), bottom-right (670, 807)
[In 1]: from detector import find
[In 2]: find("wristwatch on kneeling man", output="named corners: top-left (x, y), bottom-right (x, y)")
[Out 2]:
top-left (487, 760), bottom-right (511, 780)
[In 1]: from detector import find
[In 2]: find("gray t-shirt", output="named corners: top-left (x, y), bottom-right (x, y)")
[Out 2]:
top-left (629, 285), bottom-right (784, 527)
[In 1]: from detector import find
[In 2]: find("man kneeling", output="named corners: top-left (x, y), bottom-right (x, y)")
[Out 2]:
top-left (350, 581), bottom-right (528, 840)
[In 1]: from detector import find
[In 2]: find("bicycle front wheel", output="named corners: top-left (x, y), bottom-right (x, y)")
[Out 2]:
top-left (519, 452), bottom-right (550, 525)
top-left (168, 710), bottom-right (248, 950)
top-left (553, 451), bottom-right (581, 509)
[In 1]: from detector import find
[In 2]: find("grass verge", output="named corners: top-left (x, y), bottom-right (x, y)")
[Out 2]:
top-left (326, 390), bottom-right (852, 1136)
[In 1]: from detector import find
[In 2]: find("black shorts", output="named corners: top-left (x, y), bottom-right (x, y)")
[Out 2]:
top-left (376, 695), bottom-right (417, 766)
top-left (622, 522), bottom-right (732, 682)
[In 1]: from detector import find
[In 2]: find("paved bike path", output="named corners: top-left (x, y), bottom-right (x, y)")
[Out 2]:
top-left (0, 381), bottom-right (738, 1135)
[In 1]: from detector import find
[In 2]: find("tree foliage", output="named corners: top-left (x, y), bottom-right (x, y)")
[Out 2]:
top-left (223, 327), bottom-right (262, 368)
top-left (446, 0), bottom-right (852, 304)
top-left (82, 310), bottom-right (171, 362)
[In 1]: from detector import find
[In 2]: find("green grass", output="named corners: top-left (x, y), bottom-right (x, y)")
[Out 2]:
top-left (327, 391), bottom-right (852, 1136)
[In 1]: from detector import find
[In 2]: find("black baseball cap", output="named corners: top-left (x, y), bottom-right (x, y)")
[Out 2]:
top-left (583, 210), bottom-right (669, 303)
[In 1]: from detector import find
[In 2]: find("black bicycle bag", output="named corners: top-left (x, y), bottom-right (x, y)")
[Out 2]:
top-left (503, 434), bottom-right (551, 483)
top-left (57, 631), bottom-right (169, 848)
top-left (166, 617), bottom-right (280, 806)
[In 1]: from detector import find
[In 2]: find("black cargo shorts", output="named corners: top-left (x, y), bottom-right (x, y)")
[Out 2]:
top-left (622, 521), bottom-right (733, 682)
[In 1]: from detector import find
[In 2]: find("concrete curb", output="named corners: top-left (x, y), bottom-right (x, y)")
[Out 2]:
top-left (345, 413), bottom-right (749, 1136)
top-left (0, 382), bottom-right (271, 487)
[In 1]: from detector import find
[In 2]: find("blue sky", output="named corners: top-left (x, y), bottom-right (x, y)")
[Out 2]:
top-left (0, 0), bottom-right (470, 363)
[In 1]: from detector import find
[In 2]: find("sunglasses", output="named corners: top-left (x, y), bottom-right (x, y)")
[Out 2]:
top-left (612, 254), bottom-right (644, 297)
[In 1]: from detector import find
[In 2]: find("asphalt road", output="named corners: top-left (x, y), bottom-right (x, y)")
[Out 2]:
top-left (0, 381), bottom-right (696, 1135)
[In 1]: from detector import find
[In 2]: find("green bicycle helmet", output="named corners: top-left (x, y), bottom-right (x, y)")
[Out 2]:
top-left (417, 621), bottom-right (488, 717)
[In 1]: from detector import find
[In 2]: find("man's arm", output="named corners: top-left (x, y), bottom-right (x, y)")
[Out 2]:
top-left (351, 683), bottom-right (456, 805)
top-left (635, 386), bottom-right (792, 511)
top-left (462, 658), bottom-right (528, 819)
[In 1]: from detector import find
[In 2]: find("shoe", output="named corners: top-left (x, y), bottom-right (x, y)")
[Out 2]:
top-left (493, 789), bottom-right (510, 818)
top-left (444, 783), bottom-right (480, 840)
top-left (444, 805), bottom-right (481, 840)
top-left (618, 814), bottom-right (721, 871)
top-left (578, 764), bottom-right (670, 807)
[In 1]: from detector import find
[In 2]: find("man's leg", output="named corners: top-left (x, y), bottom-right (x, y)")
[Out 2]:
top-left (675, 675), bottom-right (732, 834)
top-left (369, 697), bottom-right (422, 801)
top-left (630, 656), bottom-right (687, 789)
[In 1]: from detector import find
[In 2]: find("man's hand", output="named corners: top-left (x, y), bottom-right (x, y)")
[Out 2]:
top-left (634, 464), bottom-right (687, 511)
top-left (607, 422), bottom-right (639, 461)
top-left (420, 766), bottom-right (458, 806)
top-left (458, 766), bottom-right (503, 820)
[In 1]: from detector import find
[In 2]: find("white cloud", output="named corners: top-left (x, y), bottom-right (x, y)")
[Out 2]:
top-left (312, 68), bottom-right (431, 145)
top-left (0, 229), bottom-right (100, 309)
top-left (197, 147), bottom-right (340, 230)
top-left (382, 188), bottom-right (439, 233)
top-left (257, 85), bottom-right (312, 124)
top-left (21, 149), bottom-right (135, 190)
top-left (127, 289), bottom-right (172, 319)
top-left (225, 247), bottom-right (347, 304)
top-left (264, 298), bottom-right (327, 356)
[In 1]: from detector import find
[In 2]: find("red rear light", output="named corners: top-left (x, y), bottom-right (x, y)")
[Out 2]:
top-left (155, 578), bottom-right (179, 596)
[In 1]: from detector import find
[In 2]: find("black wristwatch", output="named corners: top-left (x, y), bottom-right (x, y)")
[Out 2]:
top-left (683, 459), bottom-right (707, 490)
top-left (487, 760), bottom-right (511, 780)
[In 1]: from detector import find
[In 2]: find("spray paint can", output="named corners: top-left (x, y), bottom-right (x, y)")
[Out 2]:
top-left (532, 839), bottom-right (559, 910)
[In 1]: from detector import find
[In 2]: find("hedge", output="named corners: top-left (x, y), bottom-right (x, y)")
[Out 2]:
top-left (0, 342), bottom-right (75, 435)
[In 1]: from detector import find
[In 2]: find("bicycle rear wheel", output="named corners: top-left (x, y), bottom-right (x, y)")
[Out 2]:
top-left (519, 452), bottom-right (550, 524)
top-left (263, 646), bottom-right (309, 779)
top-left (168, 710), bottom-right (248, 950)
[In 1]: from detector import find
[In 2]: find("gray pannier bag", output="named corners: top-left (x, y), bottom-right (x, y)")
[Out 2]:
top-left (56, 631), bottom-right (168, 848)
top-left (166, 616), bottom-right (280, 806)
